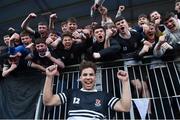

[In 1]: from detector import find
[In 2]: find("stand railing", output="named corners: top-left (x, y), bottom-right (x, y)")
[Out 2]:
top-left (35, 57), bottom-right (180, 119)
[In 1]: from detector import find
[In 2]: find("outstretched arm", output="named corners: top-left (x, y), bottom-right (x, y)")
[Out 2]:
top-left (45, 52), bottom-right (65, 69)
top-left (113, 70), bottom-right (131, 112)
top-left (49, 13), bottom-right (57, 30)
top-left (21, 13), bottom-right (37, 34)
top-left (43, 65), bottom-right (61, 106)
top-left (2, 63), bottom-right (17, 77)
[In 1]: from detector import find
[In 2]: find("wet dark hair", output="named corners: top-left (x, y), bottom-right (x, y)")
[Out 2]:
top-left (175, 0), bottom-right (180, 3)
top-left (38, 22), bottom-right (48, 26)
top-left (93, 24), bottom-right (105, 33)
top-left (62, 31), bottom-right (72, 39)
top-left (114, 16), bottom-right (125, 24)
top-left (138, 14), bottom-right (148, 20)
top-left (67, 17), bottom-right (77, 23)
top-left (49, 30), bottom-right (58, 35)
top-left (3, 35), bottom-right (10, 39)
top-left (61, 21), bottom-right (67, 27)
top-left (79, 61), bottom-right (97, 75)
top-left (163, 12), bottom-right (176, 22)
top-left (20, 30), bottom-right (30, 37)
top-left (35, 38), bottom-right (46, 45)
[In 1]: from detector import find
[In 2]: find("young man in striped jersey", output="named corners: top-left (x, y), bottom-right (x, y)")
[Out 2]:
top-left (43, 61), bottom-right (131, 119)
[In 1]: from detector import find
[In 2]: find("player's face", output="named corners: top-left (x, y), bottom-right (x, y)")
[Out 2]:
top-left (80, 67), bottom-right (96, 90)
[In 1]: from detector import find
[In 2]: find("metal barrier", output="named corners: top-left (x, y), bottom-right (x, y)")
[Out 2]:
top-left (35, 57), bottom-right (180, 119)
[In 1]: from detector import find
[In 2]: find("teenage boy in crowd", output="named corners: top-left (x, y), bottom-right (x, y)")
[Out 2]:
top-left (54, 32), bottom-right (92, 66)
top-left (21, 13), bottom-right (49, 39)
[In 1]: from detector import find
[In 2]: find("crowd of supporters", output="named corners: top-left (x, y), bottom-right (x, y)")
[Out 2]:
top-left (0, 0), bottom-right (180, 119)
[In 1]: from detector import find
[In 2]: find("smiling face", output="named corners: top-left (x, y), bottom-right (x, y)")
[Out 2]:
top-left (164, 17), bottom-right (178, 32)
top-left (138, 17), bottom-right (149, 27)
top-left (150, 11), bottom-right (161, 22)
top-left (80, 67), bottom-right (96, 90)
top-left (35, 43), bottom-right (47, 55)
top-left (62, 36), bottom-right (73, 49)
top-left (67, 21), bottom-right (78, 33)
top-left (38, 24), bottom-right (48, 38)
top-left (94, 28), bottom-right (105, 43)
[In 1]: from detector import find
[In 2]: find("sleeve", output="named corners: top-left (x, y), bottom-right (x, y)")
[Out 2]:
top-left (107, 93), bottom-right (119, 110)
top-left (3, 59), bottom-right (10, 68)
top-left (57, 89), bottom-right (71, 104)
top-left (153, 42), bottom-right (166, 57)
top-left (99, 38), bottom-right (121, 58)
top-left (30, 31), bottom-right (41, 39)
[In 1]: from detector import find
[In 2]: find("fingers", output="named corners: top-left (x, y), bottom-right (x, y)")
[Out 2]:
top-left (29, 13), bottom-right (37, 18)
top-left (119, 5), bottom-right (125, 11)
top-left (93, 52), bottom-right (101, 59)
top-left (47, 65), bottom-right (57, 72)
top-left (118, 70), bottom-right (127, 76)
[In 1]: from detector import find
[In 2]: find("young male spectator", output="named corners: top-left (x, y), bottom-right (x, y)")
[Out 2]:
top-left (66, 17), bottom-right (91, 44)
top-left (149, 11), bottom-right (167, 36)
top-left (29, 38), bottom-right (65, 70)
top-left (46, 30), bottom-right (61, 49)
top-left (60, 21), bottom-right (68, 33)
top-left (43, 61), bottom-right (131, 119)
top-left (133, 14), bottom-right (150, 34)
top-left (21, 13), bottom-right (49, 39)
top-left (66, 17), bottom-right (78, 34)
top-left (86, 25), bottom-right (118, 62)
top-left (154, 12), bottom-right (180, 62)
top-left (93, 16), bottom-right (151, 110)
top-left (54, 32), bottom-right (92, 66)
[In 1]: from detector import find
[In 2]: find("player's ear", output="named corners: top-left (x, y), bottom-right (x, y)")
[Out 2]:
top-left (79, 75), bottom-right (82, 81)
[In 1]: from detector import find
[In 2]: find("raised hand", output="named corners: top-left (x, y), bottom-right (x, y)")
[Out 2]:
top-left (118, 5), bottom-right (125, 12)
top-left (28, 13), bottom-right (37, 19)
top-left (117, 70), bottom-right (128, 82)
top-left (46, 65), bottom-right (58, 76)
top-left (50, 13), bottom-right (57, 20)
top-left (93, 52), bottom-right (101, 59)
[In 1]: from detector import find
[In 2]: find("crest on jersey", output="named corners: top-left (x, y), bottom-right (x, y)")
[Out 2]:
top-left (95, 99), bottom-right (101, 107)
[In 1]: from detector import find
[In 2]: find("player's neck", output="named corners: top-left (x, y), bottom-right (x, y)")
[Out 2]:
top-left (80, 88), bottom-right (97, 92)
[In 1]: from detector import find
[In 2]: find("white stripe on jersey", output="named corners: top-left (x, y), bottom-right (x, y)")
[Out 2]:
top-left (108, 97), bottom-right (119, 109)
top-left (58, 93), bottom-right (67, 104)
top-left (67, 116), bottom-right (100, 120)
top-left (68, 109), bottom-right (104, 119)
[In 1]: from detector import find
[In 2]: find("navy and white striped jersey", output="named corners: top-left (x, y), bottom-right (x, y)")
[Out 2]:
top-left (58, 89), bottom-right (119, 119)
